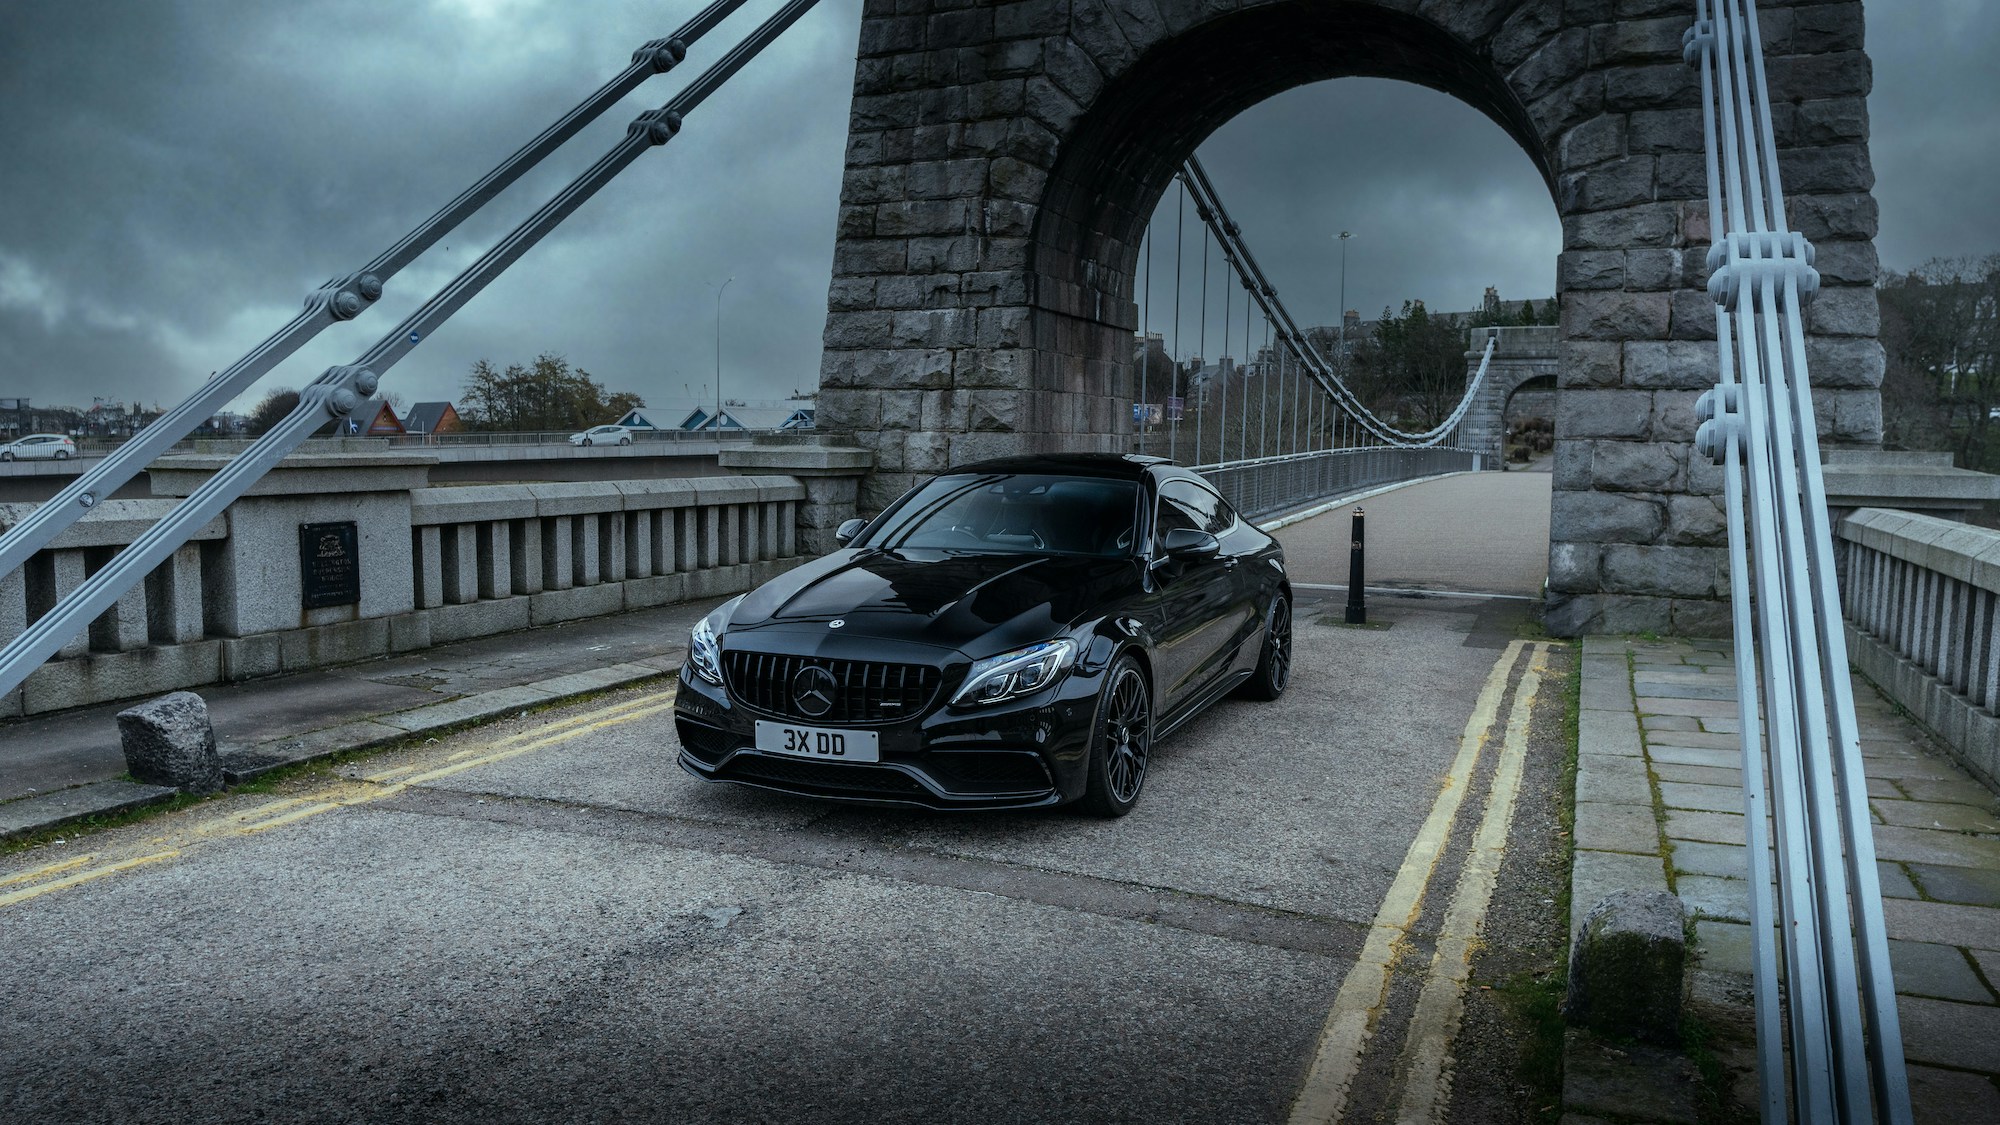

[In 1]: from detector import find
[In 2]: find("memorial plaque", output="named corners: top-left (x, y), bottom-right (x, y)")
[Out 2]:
top-left (299, 522), bottom-right (360, 608)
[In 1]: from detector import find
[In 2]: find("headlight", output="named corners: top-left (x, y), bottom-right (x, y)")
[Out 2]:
top-left (951, 639), bottom-right (1076, 707)
top-left (689, 596), bottom-right (742, 686)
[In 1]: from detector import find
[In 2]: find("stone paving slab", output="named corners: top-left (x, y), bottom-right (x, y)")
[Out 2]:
top-left (1575, 801), bottom-right (1661, 854)
top-left (1900, 996), bottom-right (2000, 1072)
top-left (1874, 798), bottom-right (2000, 833)
top-left (1568, 636), bottom-right (2000, 1120)
top-left (1658, 781), bottom-right (1742, 813)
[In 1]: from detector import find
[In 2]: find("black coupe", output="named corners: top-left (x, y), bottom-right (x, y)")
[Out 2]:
top-left (671, 453), bottom-right (1292, 815)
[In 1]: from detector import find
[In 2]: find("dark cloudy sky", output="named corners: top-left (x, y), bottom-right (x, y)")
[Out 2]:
top-left (1, 1), bottom-right (1993, 420)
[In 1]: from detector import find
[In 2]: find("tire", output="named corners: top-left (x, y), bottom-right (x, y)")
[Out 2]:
top-left (1238, 592), bottom-right (1292, 702)
top-left (0, 451), bottom-right (12, 462)
top-left (54, 449), bottom-right (70, 460)
top-left (618, 436), bottom-right (631, 446)
top-left (1079, 654), bottom-right (1152, 817)
top-left (581, 437), bottom-right (593, 447)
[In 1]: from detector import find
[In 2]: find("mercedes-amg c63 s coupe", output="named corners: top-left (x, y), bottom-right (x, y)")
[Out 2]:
top-left (671, 453), bottom-right (1293, 815)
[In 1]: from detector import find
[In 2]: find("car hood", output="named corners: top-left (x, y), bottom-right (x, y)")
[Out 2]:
top-left (726, 548), bottom-right (1137, 657)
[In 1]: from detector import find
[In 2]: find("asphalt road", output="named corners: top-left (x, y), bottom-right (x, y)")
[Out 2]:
top-left (1277, 469), bottom-right (1553, 598)
top-left (0, 590), bottom-right (1573, 1124)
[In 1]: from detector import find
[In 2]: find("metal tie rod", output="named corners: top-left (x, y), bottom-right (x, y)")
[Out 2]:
top-left (0, 0), bottom-right (824, 701)
top-left (1687, 0), bottom-right (1911, 1120)
top-left (0, 0), bottom-right (751, 583)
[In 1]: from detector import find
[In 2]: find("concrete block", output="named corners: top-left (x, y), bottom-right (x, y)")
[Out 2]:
top-left (116, 691), bottom-right (223, 794)
top-left (1564, 889), bottom-right (1688, 1043)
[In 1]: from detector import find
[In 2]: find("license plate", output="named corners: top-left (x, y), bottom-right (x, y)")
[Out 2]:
top-left (754, 720), bottom-right (880, 763)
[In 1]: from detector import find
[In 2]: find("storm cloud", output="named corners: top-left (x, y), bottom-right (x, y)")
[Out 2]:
top-left (0, 1), bottom-right (1992, 419)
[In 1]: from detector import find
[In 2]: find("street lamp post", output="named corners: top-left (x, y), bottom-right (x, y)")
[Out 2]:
top-left (712, 276), bottom-right (733, 430)
top-left (1337, 231), bottom-right (1350, 450)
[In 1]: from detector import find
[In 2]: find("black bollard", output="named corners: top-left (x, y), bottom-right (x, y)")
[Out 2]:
top-left (1344, 507), bottom-right (1367, 625)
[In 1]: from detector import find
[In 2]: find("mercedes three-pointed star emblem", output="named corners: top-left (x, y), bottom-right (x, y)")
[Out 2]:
top-left (792, 665), bottom-right (837, 718)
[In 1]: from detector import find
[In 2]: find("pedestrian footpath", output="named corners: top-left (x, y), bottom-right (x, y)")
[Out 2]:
top-left (0, 598), bottom-right (718, 839)
top-left (1572, 636), bottom-right (2000, 1123)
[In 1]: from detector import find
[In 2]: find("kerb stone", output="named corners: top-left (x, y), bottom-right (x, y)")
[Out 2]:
top-left (116, 691), bottom-right (223, 794)
top-left (1565, 889), bottom-right (1688, 1043)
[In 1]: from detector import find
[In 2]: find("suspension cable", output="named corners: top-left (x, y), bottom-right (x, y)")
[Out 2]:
top-left (0, 0), bottom-right (822, 703)
top-left (1179, 157), bottom-right (1493, 449)
top-left (0, 0), bottom-right (752, 584)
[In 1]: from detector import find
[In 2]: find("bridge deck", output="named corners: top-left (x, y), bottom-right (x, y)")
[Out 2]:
top-left (1276, 468), bottom-right (1552, 598)
top-left (1, 582), bottom-right (1576, 1122)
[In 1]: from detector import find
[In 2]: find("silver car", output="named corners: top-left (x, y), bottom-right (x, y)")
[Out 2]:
top-left (0, 434), bottom-right (77, 461)
top-left (568, 424), bottom-right (632, 447)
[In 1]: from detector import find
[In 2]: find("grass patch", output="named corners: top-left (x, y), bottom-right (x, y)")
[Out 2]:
top-left (1491, 969), bottom-right (1568, 1122)
top-left (0, 790), bottom-right (216, 858)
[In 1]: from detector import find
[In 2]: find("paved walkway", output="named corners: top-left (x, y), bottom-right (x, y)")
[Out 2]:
top-left (1275, 470), bottom-right (1552, 597)
top-left (1573, 636), bottom-right (2000, 1122)
top-left (0, 600), bottom-right (717, 836)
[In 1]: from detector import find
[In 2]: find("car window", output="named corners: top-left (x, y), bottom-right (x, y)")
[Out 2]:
top-left (1156, 479), bottom-right (1221, 544)
top-left (867, 473), bottom-right (1139, 557)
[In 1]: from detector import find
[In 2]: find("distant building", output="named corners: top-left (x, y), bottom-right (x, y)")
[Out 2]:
top-left (614, 407), bottom-right (672, 430)
top-left (403, 401), bottom-right (463, 436)
top-left (676, 401), bottom-right (815, 432)
top-left (328, 397), bottom-right (405, 437)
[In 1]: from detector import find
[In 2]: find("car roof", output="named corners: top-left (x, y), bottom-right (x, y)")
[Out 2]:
top-left (947, 452), bottom-right (1184, 482)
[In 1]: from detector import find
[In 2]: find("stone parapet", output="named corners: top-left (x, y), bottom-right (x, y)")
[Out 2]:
top-left (0, 453), bottom-right (819, 717)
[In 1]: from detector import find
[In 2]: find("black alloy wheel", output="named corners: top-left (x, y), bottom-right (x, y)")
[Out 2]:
top-left (1240, 593), bottom-right (1292, 701)
top-left (1081, 655), bottom-right (1151, 817)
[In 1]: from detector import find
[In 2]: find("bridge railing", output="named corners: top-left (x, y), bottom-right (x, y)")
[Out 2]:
top-left (1196, 447), bottom-right (1479, 524)
top-left (1836, 508), bottom-right (2000, 791)
top-left (0, 468), bottom-right (804, 717)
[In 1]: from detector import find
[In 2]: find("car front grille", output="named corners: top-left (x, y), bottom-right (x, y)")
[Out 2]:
top-left (723, 651), bottom-right (941, 726)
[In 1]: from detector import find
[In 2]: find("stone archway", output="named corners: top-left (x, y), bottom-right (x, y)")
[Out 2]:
top-left (1460, 326), bottom-right (1561, 465)
top-left (814, 0), bottom-right (1883, 634)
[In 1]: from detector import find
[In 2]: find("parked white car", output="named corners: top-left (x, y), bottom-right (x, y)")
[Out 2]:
top-left (569, 424), bottom-right (632, 447)
top-left (0, 434), bottom-right (77, 461)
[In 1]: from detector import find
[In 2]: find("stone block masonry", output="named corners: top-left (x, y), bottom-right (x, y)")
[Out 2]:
top-left (817, 0), bottom-right (1885, 636)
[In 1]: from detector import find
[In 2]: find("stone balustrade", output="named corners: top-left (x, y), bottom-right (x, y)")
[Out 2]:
top-left (1838, 507), bottom-right (2000, 791)
top-left (0, 453), bottom-right (836, 718)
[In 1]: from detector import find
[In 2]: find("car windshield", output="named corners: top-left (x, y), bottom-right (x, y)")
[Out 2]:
top-left (864, 473), bottom-right (1140, 557)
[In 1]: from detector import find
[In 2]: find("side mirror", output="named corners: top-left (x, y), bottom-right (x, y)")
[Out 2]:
top-left (834, 518), bottom-right (867, 548)
top-left (1158, 527), bottom-right (1220, 561)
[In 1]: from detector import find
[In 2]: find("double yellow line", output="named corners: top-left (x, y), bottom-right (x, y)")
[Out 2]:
top-left (1288, 640), bottom-right (1552, 1125)
top-left (0, 688), bottom-right (675, 910)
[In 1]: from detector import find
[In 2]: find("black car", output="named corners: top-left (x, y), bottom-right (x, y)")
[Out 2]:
top-left (672, 453), bottom-right (1292, 815)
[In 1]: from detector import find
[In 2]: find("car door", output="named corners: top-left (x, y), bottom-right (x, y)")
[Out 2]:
top-left (1151, 478), bottom-right (1241, 715)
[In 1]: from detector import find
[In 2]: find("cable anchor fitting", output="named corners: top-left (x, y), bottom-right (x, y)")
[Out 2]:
top-left (306, 272), bottom-right (385, 321)
top-left (305, 365), bottom-right (381, 419)
top-left (628, 108), bottom-right (684, 146)
top-left (634, 37), bottom-right (689, 73)
top-left (1694, 383), bottom-right (1744, 465)
top-left (1706, 230), bottom-right (1819, 313)
top-left (1682, 20), bottom-right (1715, 67)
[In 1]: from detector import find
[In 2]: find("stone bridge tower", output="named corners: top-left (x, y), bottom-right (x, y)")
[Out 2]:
top-left (814, 0), bottom-right (1882, 635)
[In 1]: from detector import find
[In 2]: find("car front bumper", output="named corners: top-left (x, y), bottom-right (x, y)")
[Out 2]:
top-left (672, 659), bottom-right (1102, 811)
